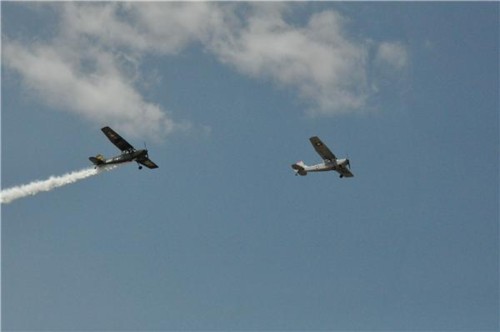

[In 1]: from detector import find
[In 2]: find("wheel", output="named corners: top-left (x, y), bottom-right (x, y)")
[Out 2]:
top-left (138, 165), bottom-right (143, 170)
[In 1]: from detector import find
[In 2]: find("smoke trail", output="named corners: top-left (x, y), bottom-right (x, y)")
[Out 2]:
top-left (1, 165), bottom-right (118, 204)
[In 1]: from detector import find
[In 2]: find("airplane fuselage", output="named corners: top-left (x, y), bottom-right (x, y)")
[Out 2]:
top-left (89, 149), bottom-right (149, 168)
top-left (302, 161), bottom-right (337, 172)
top-left (103, 149), bottom-right (148, 165)
top-left (292, 158), bottom-right (351, 177)
top-left (302, 158), bottom-right (348, 172)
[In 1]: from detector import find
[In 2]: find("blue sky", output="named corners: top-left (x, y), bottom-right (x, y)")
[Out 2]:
top-left (1, 2), bottom-right (498, 331)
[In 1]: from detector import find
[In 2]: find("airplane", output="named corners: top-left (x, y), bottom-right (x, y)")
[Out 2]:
top-left (291, 136), bottom-right (353, 178)
top-left (89, 126), bottom-right (159, 170)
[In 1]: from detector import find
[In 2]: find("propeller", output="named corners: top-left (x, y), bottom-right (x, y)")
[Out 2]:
top-left (143, 142), bottom-right (149, 158)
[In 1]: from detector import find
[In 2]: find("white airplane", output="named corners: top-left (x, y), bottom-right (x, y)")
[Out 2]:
top-left (292, 136), bottom-right (354, 178)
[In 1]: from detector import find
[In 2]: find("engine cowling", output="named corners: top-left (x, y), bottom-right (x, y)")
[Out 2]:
top-left (291, 161), bottom-right (307, 176)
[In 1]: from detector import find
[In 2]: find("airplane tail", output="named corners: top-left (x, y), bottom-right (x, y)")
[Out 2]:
top-left (291, 161), bottom-right (307, 176)
top-left (89, 154), bottom-right (106, 166)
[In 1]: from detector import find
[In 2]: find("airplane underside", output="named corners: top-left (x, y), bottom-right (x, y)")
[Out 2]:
top-left (89, 155), bottom-right (140, 169)
top-left (292, 163), bottom-right (338, 176)
top-left (291, 160), bottom-right (352, 178)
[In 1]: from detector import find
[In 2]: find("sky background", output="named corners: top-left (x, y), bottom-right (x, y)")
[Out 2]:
top-left (1, 2), bottom-right (498, 331)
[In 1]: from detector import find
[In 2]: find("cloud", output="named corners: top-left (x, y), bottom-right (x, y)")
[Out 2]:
top-left (3, 3), bottom-right (409, 135)
top-left (207, 7), bottom-right (373, 114)
top-left (202, 4), bottom-right (410, 115)
top-left (61, 2), bottom-right (408, 115)
top-left (3, 39), bottom-right (177, 140)
top-left (375, 42), bottom-right (409, 71)
top-left (59, 2), bottom-right (216, 55)
top-left (4, 3), bottom-right (199, 140)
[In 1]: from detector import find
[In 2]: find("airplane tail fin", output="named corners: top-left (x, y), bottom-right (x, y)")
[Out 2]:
top-left (89, 154), bottom-right (106, 166)
top-left (291, 161), bottom-right (307, 176)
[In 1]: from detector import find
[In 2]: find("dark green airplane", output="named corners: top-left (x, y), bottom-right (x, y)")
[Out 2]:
top-left (89, 126), bottom-right (159, 170)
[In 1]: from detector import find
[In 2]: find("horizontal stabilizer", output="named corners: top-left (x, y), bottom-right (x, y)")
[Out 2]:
top-left (89, 154), bottom-right (106, 165)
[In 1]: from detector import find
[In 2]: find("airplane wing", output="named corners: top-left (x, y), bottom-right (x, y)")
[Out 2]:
top-left (101, 126), bottom-right (135, 152)
top-left (337, 164), bottom-right (354, 178)
top-left (309, 136), bottom-right (336, 162)
top-left (137, 157), bottom-right (159, 169)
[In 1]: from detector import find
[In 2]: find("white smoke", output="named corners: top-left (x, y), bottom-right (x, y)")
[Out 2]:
top-left (1, 165), bottom-right (118, 204)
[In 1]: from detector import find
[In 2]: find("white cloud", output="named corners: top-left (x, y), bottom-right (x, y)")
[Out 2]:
top-left (3, 3), bottom-right (409, 135)
top-left (60, 2), bottom-right (216, 55)
top-left (3, 40), bottom-right (176, 140)
top-left (375, 41), bottom-right (409, 71)
top-left (207, 7), bottom-right (372, 114)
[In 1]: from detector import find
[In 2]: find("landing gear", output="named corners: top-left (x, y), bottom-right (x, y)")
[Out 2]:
top-left (138, 165), bottom-right (143, 170)
top-left (339, 174), bottom-right (344, 178)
